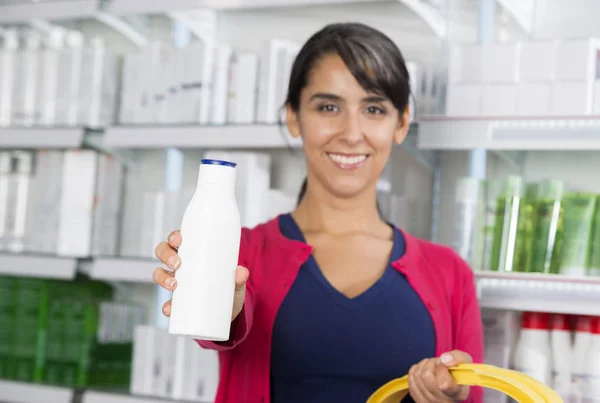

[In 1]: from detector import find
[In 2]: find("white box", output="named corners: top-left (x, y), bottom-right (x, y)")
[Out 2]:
top-left (5, 151), bottom-right (33, 253)
top-left (482, 43), bottom-right (521, 83)
top-left (594, 80), bottom-right (600, 115)
top-left (446, 84), bottom-right (482, 116)
top-left (57, 150), bottom-right (98, 257)
top-left (12, 32), bottom-right (41, 127)
top-left (118, 52), bottom-right (141, 124)
top-left (209, 45), bottom-right (233, 125)
top-left (26, 151), bottom-right (64, 254)
top-left (171, 336), bottom-right (199, 400)
top-left (550, 81), bottom-right (595, 115)
top-left (185, 345), bottom-right (219, 402)
top-left (517, 83), bottom-right (552, 116)
top-left (227, 52), bottom-right (260, 124)
top-left (56, 31), bottom-right (83, 126)
top-left (91, 154), bottom-right (125, 256)
top-left (130, 325), bottom-right (156, 396)
top-left (37, 30), bottom-right (64, 126)
top-left (180, 42), bottom-right (205, 123)
top-left (0, 30), bottom-right (18, 127)
top-left (0, 152), bottom-right (11, 250)
top-left (154, 330), bottom-right (177, 398)
top-left (520, 40), bottom-right (558, 82)
top-left (257, 39), bottom-right (296, 123)
top-left (448, 44), bottom-right (484, 84)
top-left (555, 38), bottom-right (600, 82)
top-left (481, 84), bottom-right (518, 116)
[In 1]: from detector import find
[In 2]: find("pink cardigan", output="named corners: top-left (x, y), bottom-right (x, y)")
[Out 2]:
top-left (197, 217), bottom-right (484, 403)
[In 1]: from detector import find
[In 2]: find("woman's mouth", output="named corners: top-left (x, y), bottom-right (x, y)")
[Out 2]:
top-left (327, 153), bottom-right (369, 170)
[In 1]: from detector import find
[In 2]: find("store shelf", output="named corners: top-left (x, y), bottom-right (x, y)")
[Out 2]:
top-left (0, 253), bottom-right (78, 280)
top-left (106, 0), bottom-right (374, 15)
top-left (90, 257), bottom-right (159, 283)
top-left (475, 271), bottom-right (600, 316)
top-left (418, 116), bottom-right (600, 150)
top-left (0, 0), bottom-right (99, 24)
top-left (0, 380), bottom-right (73, 403)
top-left (103, 124), bottom-right (302, 149)
top-left (0, 127), bottom-right (86, 149)
top-left (83, 390), bottom-right (207, 403)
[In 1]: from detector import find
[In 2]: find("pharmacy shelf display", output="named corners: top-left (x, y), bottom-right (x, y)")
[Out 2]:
top-left (0, 380), bottom-right (73, 403)
top-left (0, 0), bottom-right (99, 24)
top-left (0, 128), bottom-right (87, 149)
top-left (103, 124), bottom-right (302, 149)
top-left (475, 271), bottom-right (600, 316)
top-left (0, 253), bottom-right (78, 280)
top-left (90, 257), bottom-right (158, 283)
top-left (83, 390), bottom-right (208, 403)
top-left (418, 116), bottom-right (600, 150)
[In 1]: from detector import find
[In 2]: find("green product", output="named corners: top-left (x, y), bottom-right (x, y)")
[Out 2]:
top-left (553, 192), bottom-right (597, 276)
top-left (490, 176), bottom-right (525, 272)
top-left (513, 183), bottom-right (539, 272)
top-left (590, 196), bottom-right (600, 276)
top-left (482, 180), bottom-right (504, 271)
top-left (0, 276), bottom-right (17, 379)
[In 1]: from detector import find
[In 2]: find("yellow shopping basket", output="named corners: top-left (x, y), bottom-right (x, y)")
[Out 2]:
top-left (367, 363), bottom-right (563, 403)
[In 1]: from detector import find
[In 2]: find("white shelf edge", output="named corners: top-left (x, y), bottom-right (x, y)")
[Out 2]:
top-left (84, 390), bottom-right (210, 403)
top-left (104, 125), bottom-right (302, 149)
top-left (418, 116), bottom-right (600, 150)
top-left (0, 380), bottom-right (73, 403)
top-left (0, 253), bottom-right (78, 280)
top-left (106, 0), bottom-right (373, 15)
top-left (474, 271), bottom-right (600, 285)
top-left (91, 257), bottom-right (160, 283)
top-left (0, 0), bottom-right (99, 24)
top-left (0, 128), bottom-right (86, 149)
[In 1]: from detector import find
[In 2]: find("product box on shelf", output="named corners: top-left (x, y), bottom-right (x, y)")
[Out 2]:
top-left (0, 30), bottom-right (18, 127)
top-left (519, 40), bottom-right (558, 83)
top-left (210, 44), bottom-right (233, 125)
top-left (227, 52), bottom-right (260, 124)
top-left (481, 43), bottom-right (521, 84)
top-left (4, 151), bottom-right (33, 253)
top-left (36, 28), bottom-right (64, 126)
top-left (55, 31), bottom-right (83, 127)
top-left (0, 152), bottom-right (10, 251)
top-left (11, 30), bottom-right (41, 127)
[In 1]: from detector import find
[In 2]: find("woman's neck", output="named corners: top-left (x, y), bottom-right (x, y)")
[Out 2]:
top-left (292, 183), bottom-right (386, 236)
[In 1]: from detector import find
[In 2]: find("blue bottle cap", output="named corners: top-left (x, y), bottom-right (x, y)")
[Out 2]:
top-left (200, 159), bottom-right (237, 168)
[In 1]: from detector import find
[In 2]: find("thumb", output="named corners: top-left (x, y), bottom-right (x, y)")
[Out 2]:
top-left (235, 265), bottom-right (249, 291)
top-left (438, 350), bottom-right (473, 368)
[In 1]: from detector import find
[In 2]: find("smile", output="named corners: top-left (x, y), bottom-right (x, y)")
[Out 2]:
top-left (327, 153), bottom-right (369, 169)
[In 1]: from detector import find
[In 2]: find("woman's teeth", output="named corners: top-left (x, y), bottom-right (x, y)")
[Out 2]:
top-left (327, 153), bottom-right (367, 165)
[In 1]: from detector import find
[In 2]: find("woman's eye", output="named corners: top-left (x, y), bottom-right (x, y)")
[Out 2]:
top-left (318, 104), bottom-right (338, 113)
top-left (366, 105), bottom-right (386, 115)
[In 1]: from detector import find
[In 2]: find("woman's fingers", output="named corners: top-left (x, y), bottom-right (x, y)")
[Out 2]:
top-left (155, 241), bottom-right (181, 271)
top-left (235, 265), bottom-right (249, 291)
top-left (168, 230), bottom-right (182, 250)
top-left (152, 267), bottom-right (177, 291)
top-left (162, 299), bottom-right (172, 317)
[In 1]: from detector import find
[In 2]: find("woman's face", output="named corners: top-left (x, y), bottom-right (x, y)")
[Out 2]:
top-left (287, 53), bottom-right (410, 200)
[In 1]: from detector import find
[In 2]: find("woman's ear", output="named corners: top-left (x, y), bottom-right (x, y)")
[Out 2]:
top-left (393, 104), bottom-right (411, 145)
top-left (286, 104), bottom-right (301, 139)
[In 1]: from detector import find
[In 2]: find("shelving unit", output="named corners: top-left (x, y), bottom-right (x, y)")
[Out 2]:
top-left (0, 0), bottom-right (99, 24)
top-left (0, 128), bottom-right (88, 149)
top-left (474, 271), bottom-right (600, 316)
top-left (83, 390), bottom-right (207, 403)
top-left (0, 253), bottom-right (78, 280)
top-left (90, 257), bottom-right (159, 283)
top-left (418, 116), bottom-right (600, 150)
top-left (103, 124), bottom-right (301, 149)
top-left (0, 380), bottom-right (73, 403)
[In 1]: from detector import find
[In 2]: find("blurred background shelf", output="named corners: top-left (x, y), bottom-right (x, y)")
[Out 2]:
top-left (0, 380), bottom-right (73, 403)
top-left (0, 127), bottom-right (87, 149)
top-left (90, 257), bottom-right (158, 283)
top-left (418, 116), bottom-right (600, 150)
top-left (103, 125), bottom-right (302, 149)
top-left (83, 390), bottom-right (210, 403)
top-left (0, 0), bottom-right (99, 24)
top-left (475, 271), bottom-right (600, 316)
top-left (0, 253), bottom-right (78, 280)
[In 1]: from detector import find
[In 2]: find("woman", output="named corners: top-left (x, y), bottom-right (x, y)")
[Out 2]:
top-left (153, 22), bottom-right (483, 403)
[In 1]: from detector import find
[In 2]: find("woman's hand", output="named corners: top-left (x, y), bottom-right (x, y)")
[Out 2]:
top-left (408, 350), bottom-right (472, 402)
top-left (152, 230), bottom-right (250, 321)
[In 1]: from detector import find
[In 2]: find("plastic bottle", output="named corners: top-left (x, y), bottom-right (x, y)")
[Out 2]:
top-left (169, 159), bottom-right (241, 341)
top-left (550, 314), bottom-right (572, 399)
top-left (583, 316), bottom-right (600, 403)
top-left (571, 316), bottom-right (592, 403)
top-left (513, 312), bottom-right (552, 384)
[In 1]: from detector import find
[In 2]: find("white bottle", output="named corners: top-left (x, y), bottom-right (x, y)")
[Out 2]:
top-left (513, 312), bottom-right (552, 385)
top-left (572, 316), bottom-right (592, 403)
top-left (550, 314), bottom-right (572, 399)
top-left (583, 317), bottom-right (600, 403)
top-left (169, 159), bottom-right (241, 341)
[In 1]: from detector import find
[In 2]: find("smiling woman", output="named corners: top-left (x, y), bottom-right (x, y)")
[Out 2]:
top-left (152, 22), bottom-right (484, 403)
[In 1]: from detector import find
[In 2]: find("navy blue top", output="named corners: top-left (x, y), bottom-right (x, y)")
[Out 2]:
top-left (270, 214), bottom-right (436, 403)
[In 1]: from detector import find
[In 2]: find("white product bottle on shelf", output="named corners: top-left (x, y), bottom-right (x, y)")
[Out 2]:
top-left (550, 314), bottom-right (572, 399)
top-left (513, 312), bottom-right (552, 385)
top-left (571, 316), bottom-right (592, 403)
top-left (583, 316), bottom-right (600, 403)
top-left (169, 158), bottom-right (241, 341)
